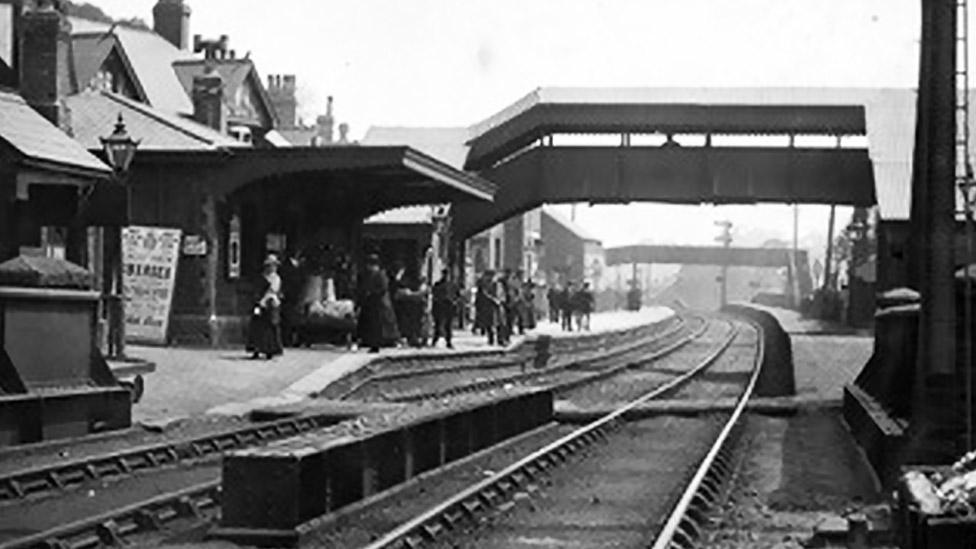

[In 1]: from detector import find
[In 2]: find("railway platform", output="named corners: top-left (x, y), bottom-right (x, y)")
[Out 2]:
top-left (701, 305), bottom-right (889, 549)
top-left (124, 307), bottom-right (673, 425)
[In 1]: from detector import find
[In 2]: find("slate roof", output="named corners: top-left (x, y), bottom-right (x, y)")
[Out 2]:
top-left (542, 206), bottom-right (601, 244)
top-left (70, 31), bottom-right (148, 102)
top-left (278, 126), bottom-right (319, 147)
top-left (362, 126), bottom-right (471, 170)
top-left (0, 89), bottom-right (109, 175)
top-left (65, 89), bottom-right (245, 151)
top-left (172, 58), bottom-right (276, 126)
top-left (68, 17), bottom-right (196, 114)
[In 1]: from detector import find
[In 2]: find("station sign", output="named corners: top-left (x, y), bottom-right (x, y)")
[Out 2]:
top-left (182, 234), bottom-right (208, 256)
top-left (122, 225), bottom-right (182, 344)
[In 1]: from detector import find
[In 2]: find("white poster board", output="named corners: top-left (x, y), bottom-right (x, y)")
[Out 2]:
top-left (122, 226), bottom-right (182, 344)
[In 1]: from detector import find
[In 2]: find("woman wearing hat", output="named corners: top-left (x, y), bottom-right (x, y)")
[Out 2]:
top-left (246, 254), bottom-right (284, 359)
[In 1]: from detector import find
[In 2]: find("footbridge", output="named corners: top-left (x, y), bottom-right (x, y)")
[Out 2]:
top-left (365, 87), bottom-right (914, 239)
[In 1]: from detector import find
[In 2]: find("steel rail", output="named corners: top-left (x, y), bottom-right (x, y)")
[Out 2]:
top-left (649, 319), bottom-right (765, 549)
top-left (341, 316), bottom-right (691, 401)
top-left (0, 411), bottom-right (343, 503)
top-left (380, 317), bottom-right (704, 403)
top-left (358, 317), bottom-right (741, 549)
top-left (3, 319), bottom-right (723, 549)
top-left (0, 481), bottom-right (220, 549)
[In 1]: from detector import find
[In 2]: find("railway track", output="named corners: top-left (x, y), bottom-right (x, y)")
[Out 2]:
top-left (0, 313), bottom-right (728, 549)
top-left (346, 315), bottom-right (705, 402)
top-left (344, 316), bottom-right (758, 549)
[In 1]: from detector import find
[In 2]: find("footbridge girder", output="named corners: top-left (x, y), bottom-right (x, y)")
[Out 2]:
top-left (451, 144), bottom-right (875, 239)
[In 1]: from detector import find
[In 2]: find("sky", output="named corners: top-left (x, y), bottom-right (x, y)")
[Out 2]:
top-left (90, 0), bottom-right (924, 254)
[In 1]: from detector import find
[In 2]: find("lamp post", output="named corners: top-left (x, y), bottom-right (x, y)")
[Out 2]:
top-left (100, 114), bottom-right (140, 359)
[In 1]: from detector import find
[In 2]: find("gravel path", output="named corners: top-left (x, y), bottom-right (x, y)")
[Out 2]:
top-left (703, 411), bottom-right (884, 548)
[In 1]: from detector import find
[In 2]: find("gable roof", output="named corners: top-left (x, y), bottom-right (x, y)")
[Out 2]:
top-left (172, 58), bottom-right (277, 127)
top-left (542, 206), bottom-right (601, 244)
top-left (0, 89), bottom-right (109, 176)
top-left (68, 17), bottom-right (196, 114)
top-left (65, 89), bottom-right (245, 151)
top-left (70, 31), bottom-right (148, 102)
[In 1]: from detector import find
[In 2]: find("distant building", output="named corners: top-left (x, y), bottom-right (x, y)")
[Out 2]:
top-left (537, 207), bottom-right (605, 288)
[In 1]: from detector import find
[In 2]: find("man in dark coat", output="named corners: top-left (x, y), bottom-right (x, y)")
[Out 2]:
top-left (431, 268), bottom-right (459, 349)
top-left (475, 270), bottom-right (499, 344)
top-left (547, 284), bottom-right (561, 324)
top-left (560, 283), bottom-right (575, 331)
top-left (576, 281), bottom-right (595, 330)
top-left (356, 254), bottom-right (399, 353)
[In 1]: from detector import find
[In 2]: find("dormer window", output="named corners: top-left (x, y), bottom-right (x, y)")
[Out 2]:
top-left (229, 125), bottom-right (252, 144)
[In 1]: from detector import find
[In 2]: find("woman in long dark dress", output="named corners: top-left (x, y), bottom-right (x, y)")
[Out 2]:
top-left (246, 254), bottom-right (284, 359)
top-left (357, 255), bottom-right (399, 353)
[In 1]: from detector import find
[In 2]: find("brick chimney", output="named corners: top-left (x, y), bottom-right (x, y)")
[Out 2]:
top-left (153, 0), bottom-right (191, 50)
top-left (192, 63), bottom-right (224, 132)
top-left (267, 74), bottom-right (297, 129)
top-left (315, 96), bottom-right (334, 144)
top-left (19, 0), bottom-right (73, 129)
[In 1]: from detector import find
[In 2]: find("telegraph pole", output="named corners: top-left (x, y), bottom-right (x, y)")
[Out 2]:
top-left (715, 220), bottom-right (733, 308)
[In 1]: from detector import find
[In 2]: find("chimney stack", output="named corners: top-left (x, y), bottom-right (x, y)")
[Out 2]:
top-left (19, 0), bottom-right (73, 130)
top-left (267, 73), bottom-right (297, 129)
top-left (153, 0), bottom-right (191, 50)
top-left (316, 96), bottom-right (335, 144)
top-left (192, 64), bottom-right (224, 132)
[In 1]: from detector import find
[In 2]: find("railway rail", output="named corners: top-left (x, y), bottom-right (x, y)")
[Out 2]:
top-left (353, 316), bottom-right (758, 549)
top-left (0, 313), bottom-right (734, 549)
top-left (347, 316), bottom-right (705, 402)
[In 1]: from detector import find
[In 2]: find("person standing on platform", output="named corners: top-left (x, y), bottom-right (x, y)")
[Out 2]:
top-left (246, 254), bottom-right (284, 360)
top-left (547, 284), bottom-right (561, 324)
top-left (431, 268), bottom-right (459, 349)
top-left (577, 281), bottom-right (594, 331)
top-left (356, 254), bottom-right (399, 353)
top-left (475, 270), bottom-right (499, 344)
top-left (506, 269), bottom-right (525, 336)
top-left (560, 282), bottom-right (575, 331)
top-left (522, 278), bottom-right (537, 331)
top-left (278, 250), bottom-right (305, 347)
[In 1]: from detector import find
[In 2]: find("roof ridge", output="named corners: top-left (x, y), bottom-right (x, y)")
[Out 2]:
top-left (98, 91), bottom-right (222, 147)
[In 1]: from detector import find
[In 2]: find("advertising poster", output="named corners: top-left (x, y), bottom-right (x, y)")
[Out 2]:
top-left (122, 226), bottom-right (182, 344)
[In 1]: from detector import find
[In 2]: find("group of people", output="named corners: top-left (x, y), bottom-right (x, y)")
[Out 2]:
top-left (355, 255), bottom-right (461, 352)
top-left (244, 251), bottom-right (596, 359)
top-left (546, 281), bottom-right (595, 332)
top-left (473, 269), bottom-right (538, 346)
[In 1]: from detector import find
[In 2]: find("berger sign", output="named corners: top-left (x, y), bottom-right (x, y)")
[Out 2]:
top-left (122, 226), bottom-right (182, 344)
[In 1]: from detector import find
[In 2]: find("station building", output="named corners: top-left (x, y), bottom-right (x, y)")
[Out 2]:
top-left (1, 0), bottom-right (495, 346)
